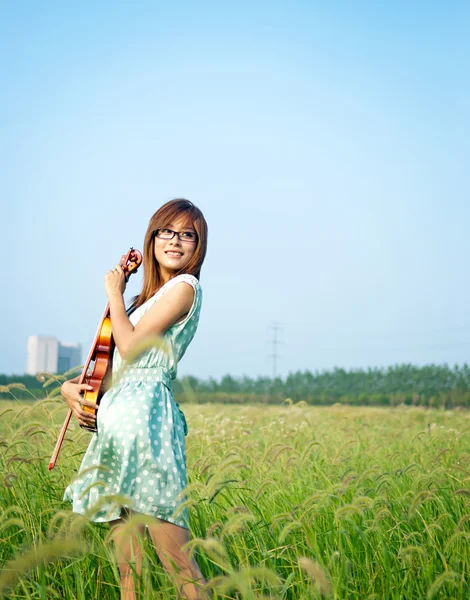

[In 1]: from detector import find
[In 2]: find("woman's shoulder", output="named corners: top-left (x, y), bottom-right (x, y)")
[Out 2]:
top-left (163, 273), bottom-right (200, 293)
top-left (128, 275), bottom-right (200, 319)
top-left (164, 274), bottom-right (202, 330)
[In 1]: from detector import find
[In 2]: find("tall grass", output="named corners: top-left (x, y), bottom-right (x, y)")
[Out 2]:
top-left (0, 398), bottom-right (469, 598)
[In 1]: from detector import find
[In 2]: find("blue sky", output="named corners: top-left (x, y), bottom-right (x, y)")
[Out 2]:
top-left (1, 1), bottom-right (469, 379)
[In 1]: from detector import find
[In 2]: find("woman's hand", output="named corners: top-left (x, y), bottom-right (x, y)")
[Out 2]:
top-left (104, 264), bottom-right (126, 300)
top-left (61, 380), bottom-right (98, 428)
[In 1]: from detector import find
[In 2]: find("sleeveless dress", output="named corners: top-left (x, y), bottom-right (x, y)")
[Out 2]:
top-left (63, 273), bottom-right (202, 529)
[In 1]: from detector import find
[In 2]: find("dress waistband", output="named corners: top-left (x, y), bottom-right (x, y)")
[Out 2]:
top-left (115, 365), bottom-right (173, 389)
top-left (112, 365), bottom-right (188, 436)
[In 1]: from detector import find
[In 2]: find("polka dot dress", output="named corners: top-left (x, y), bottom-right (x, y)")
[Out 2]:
top-left (63, 274), bottom-right (202, 529)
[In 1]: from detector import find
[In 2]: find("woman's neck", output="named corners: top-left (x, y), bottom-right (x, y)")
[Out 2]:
top-left (159, 268), bottom-right (177, 285)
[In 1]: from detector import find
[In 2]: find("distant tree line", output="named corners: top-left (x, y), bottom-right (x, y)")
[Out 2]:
top-left (1, 364), bottom-right (470, 408)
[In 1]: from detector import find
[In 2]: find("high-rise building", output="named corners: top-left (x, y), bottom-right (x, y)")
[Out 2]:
top-left (27, 336), bottom-right (82, 375)
top-left (27, 336), bottom-right (59, 375)
top-left (57, 342), bottom-right (82, 373)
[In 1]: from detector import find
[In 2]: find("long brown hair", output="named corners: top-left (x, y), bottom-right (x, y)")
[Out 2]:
top-left (130, 199), bottom-right (208, 311)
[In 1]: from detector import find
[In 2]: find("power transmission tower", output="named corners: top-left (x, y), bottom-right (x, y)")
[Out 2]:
top-left (268, 322), bottom-right (282, 380)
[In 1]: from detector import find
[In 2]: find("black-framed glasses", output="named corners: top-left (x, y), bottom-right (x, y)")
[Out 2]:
top-left (153, 228), bottom-right (198, 243)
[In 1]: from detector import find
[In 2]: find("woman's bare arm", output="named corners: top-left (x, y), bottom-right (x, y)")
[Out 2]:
top-left (109, 282), bottom-right (194, 360)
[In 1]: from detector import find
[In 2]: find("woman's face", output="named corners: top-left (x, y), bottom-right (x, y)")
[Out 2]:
top-left (153, 216), bottom-right (197, 280)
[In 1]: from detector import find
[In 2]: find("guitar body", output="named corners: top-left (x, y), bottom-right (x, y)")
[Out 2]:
top-left (81, 315), bottom-right (112, 431)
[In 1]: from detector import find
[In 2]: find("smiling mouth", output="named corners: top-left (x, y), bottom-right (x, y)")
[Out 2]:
top-left (165, 251), bottom-right (183, 257)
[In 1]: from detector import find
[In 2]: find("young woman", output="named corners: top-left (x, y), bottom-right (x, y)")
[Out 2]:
top-left (61, 199), bottom-right (209, 600)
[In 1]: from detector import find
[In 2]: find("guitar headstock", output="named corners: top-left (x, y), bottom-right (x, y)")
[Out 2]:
top-left (120, 248), bottom-right (143, 279)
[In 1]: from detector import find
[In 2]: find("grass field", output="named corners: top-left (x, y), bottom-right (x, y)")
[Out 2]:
top-left (0, 400), bottom-right (469, 599)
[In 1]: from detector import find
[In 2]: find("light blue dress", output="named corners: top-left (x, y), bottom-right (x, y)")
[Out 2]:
top-left (63, 273), bottom-right (202, 529)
